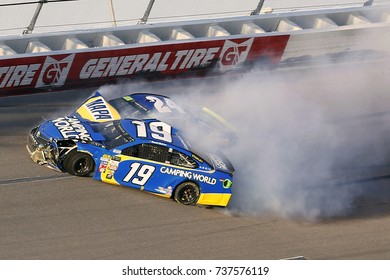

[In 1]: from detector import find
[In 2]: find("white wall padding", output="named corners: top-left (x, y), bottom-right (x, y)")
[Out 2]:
top-left (241, 22), bottom-right (265, 34)
top-left (0, 44), bottom-right (16, 56)
top-left (276, 19), bottom-right (303, 32)
top-left (347, 14), bottom-right (371, 25)
top-left (137, 30), bottom-right (161, 43)
top-left (170, 28), bottom-right (194, 40)
top-left (98, 34), bottom-right (125, 47)
top-left (206, 25), bottom-right (230, 37)
top-left (63, 37), bottom-right (88, 50)
top-left (25, 41), bottom-right (51, 53)
top-left (312, 17), bottom-right (338, 29)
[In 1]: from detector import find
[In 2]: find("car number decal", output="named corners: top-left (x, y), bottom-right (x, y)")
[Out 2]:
top-left (122, 162), bottom-right (156, 186)
top-left (132, 120), bottom-right (172, 143)
top-left (146, 95), bottom-right (185, 113)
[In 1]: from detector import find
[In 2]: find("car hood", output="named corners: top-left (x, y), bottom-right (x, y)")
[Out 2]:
top-left (40, 116), bottom-right (105, 142)
top-left (74, 91), bottom-right (121, 122)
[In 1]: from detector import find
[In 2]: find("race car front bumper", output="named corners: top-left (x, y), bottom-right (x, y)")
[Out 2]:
top-left (26, 127), bottom-right (61, 171)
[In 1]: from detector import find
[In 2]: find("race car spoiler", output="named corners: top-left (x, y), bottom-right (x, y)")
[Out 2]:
top-left (206, 152), bottom-right (235, 175)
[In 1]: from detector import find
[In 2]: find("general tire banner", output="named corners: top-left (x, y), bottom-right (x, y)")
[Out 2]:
top-left (0, 35), bottom-right (289, 96)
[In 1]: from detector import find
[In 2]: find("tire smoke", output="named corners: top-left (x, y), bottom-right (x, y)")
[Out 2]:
top-left (204, 62), bottom-right (390, 220)
top-left (100, 56), bottom-right (390, 220)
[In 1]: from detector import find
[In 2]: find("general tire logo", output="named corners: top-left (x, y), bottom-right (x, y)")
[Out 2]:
top-left (219, 38), bottom-right (254, 72)
top-left (35, 54), bottom-right (75, 88)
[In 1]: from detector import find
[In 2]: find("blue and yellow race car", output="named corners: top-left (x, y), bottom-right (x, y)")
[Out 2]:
top-left (73, 91), bottom-right (236, 147)
top-left (27, 117), bottom-right (234, 207)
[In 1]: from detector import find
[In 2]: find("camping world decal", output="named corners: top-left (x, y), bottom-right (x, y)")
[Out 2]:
top-left (0, 35), bottom-right (289, 96)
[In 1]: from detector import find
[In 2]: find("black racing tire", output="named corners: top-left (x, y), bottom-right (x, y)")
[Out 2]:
top-left (63, 150), bottom-right (95, 177)
top-left (174, 181), bottom-right (200, 205)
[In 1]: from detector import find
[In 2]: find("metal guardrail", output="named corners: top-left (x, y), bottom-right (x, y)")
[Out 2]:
top-left (1, 3), bottom-right (389, 56)
top-left (0, 0), bottom-right (385, 36)
top-left (0, 3), bottom-right (389, 96)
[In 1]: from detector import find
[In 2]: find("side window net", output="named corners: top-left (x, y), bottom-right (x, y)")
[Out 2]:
top-left (169, 150), bottom-right (197, 169)
top-left (122, 144), bottom-right (198, 169)
top-left (122, 144), bottom-right (169, 163)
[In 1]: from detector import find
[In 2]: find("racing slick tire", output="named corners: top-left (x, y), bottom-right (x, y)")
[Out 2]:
top-left (174, 181), bottom-right (200, 205)
top-left (63, 150), bottom-right (95, 177)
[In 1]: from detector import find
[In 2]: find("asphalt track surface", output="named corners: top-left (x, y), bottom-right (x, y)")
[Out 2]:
top-left (2, 66), bottom-right (390, 260)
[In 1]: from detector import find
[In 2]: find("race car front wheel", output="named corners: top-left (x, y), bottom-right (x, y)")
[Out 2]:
top-left (63, 150), bottom-right (95, 177)
top-left (174, 182), bottom-right (200, 205)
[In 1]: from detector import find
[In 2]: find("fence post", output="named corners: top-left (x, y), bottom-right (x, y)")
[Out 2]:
top-left (23, 0), bottom-right (48, 34)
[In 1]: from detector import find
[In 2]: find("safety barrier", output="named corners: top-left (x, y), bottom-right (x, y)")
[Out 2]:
top-left (1, 4), bottom-right (390, 96)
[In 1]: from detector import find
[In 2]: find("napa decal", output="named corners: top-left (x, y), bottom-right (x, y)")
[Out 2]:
top-left (160, 166), bottom-right (216, 185)
top-left (51, 116), bottom-right (93, 141)
top-left (76, 95), bottom-right (121, 122)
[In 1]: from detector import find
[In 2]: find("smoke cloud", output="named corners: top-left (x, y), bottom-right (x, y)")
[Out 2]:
top-left (218, 65), bottom-right (390, 220)
top-left (98, 49), bottom-right (390, 221)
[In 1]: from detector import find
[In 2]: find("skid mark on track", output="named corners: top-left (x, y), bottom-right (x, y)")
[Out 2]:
top-left (0, 174), bottom-right (72, 185)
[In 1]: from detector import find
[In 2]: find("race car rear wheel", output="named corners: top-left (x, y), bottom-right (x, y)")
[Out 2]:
top-left (174, 182), bottom-right (200, 205)
top-left (63, 150), bottom-right (95, 177)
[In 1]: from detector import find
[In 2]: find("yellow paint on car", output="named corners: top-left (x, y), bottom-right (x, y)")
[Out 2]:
top-left (77, 96), bottom-right (121, 122)
top-left (197, 193), bottom-right (232, 207)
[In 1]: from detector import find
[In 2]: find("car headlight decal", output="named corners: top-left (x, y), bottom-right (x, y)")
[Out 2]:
top-left (223, 179), bottom-right (232, 189)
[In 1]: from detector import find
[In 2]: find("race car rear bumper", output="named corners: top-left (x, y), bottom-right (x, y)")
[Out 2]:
top-left (196, 193), bottom-right (232, 207)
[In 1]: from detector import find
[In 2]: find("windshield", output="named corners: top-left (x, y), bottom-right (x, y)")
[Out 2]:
top-left (91, 121), bottom-right (133, 149)
top-left (108, 98), bottom-right (147, 119)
